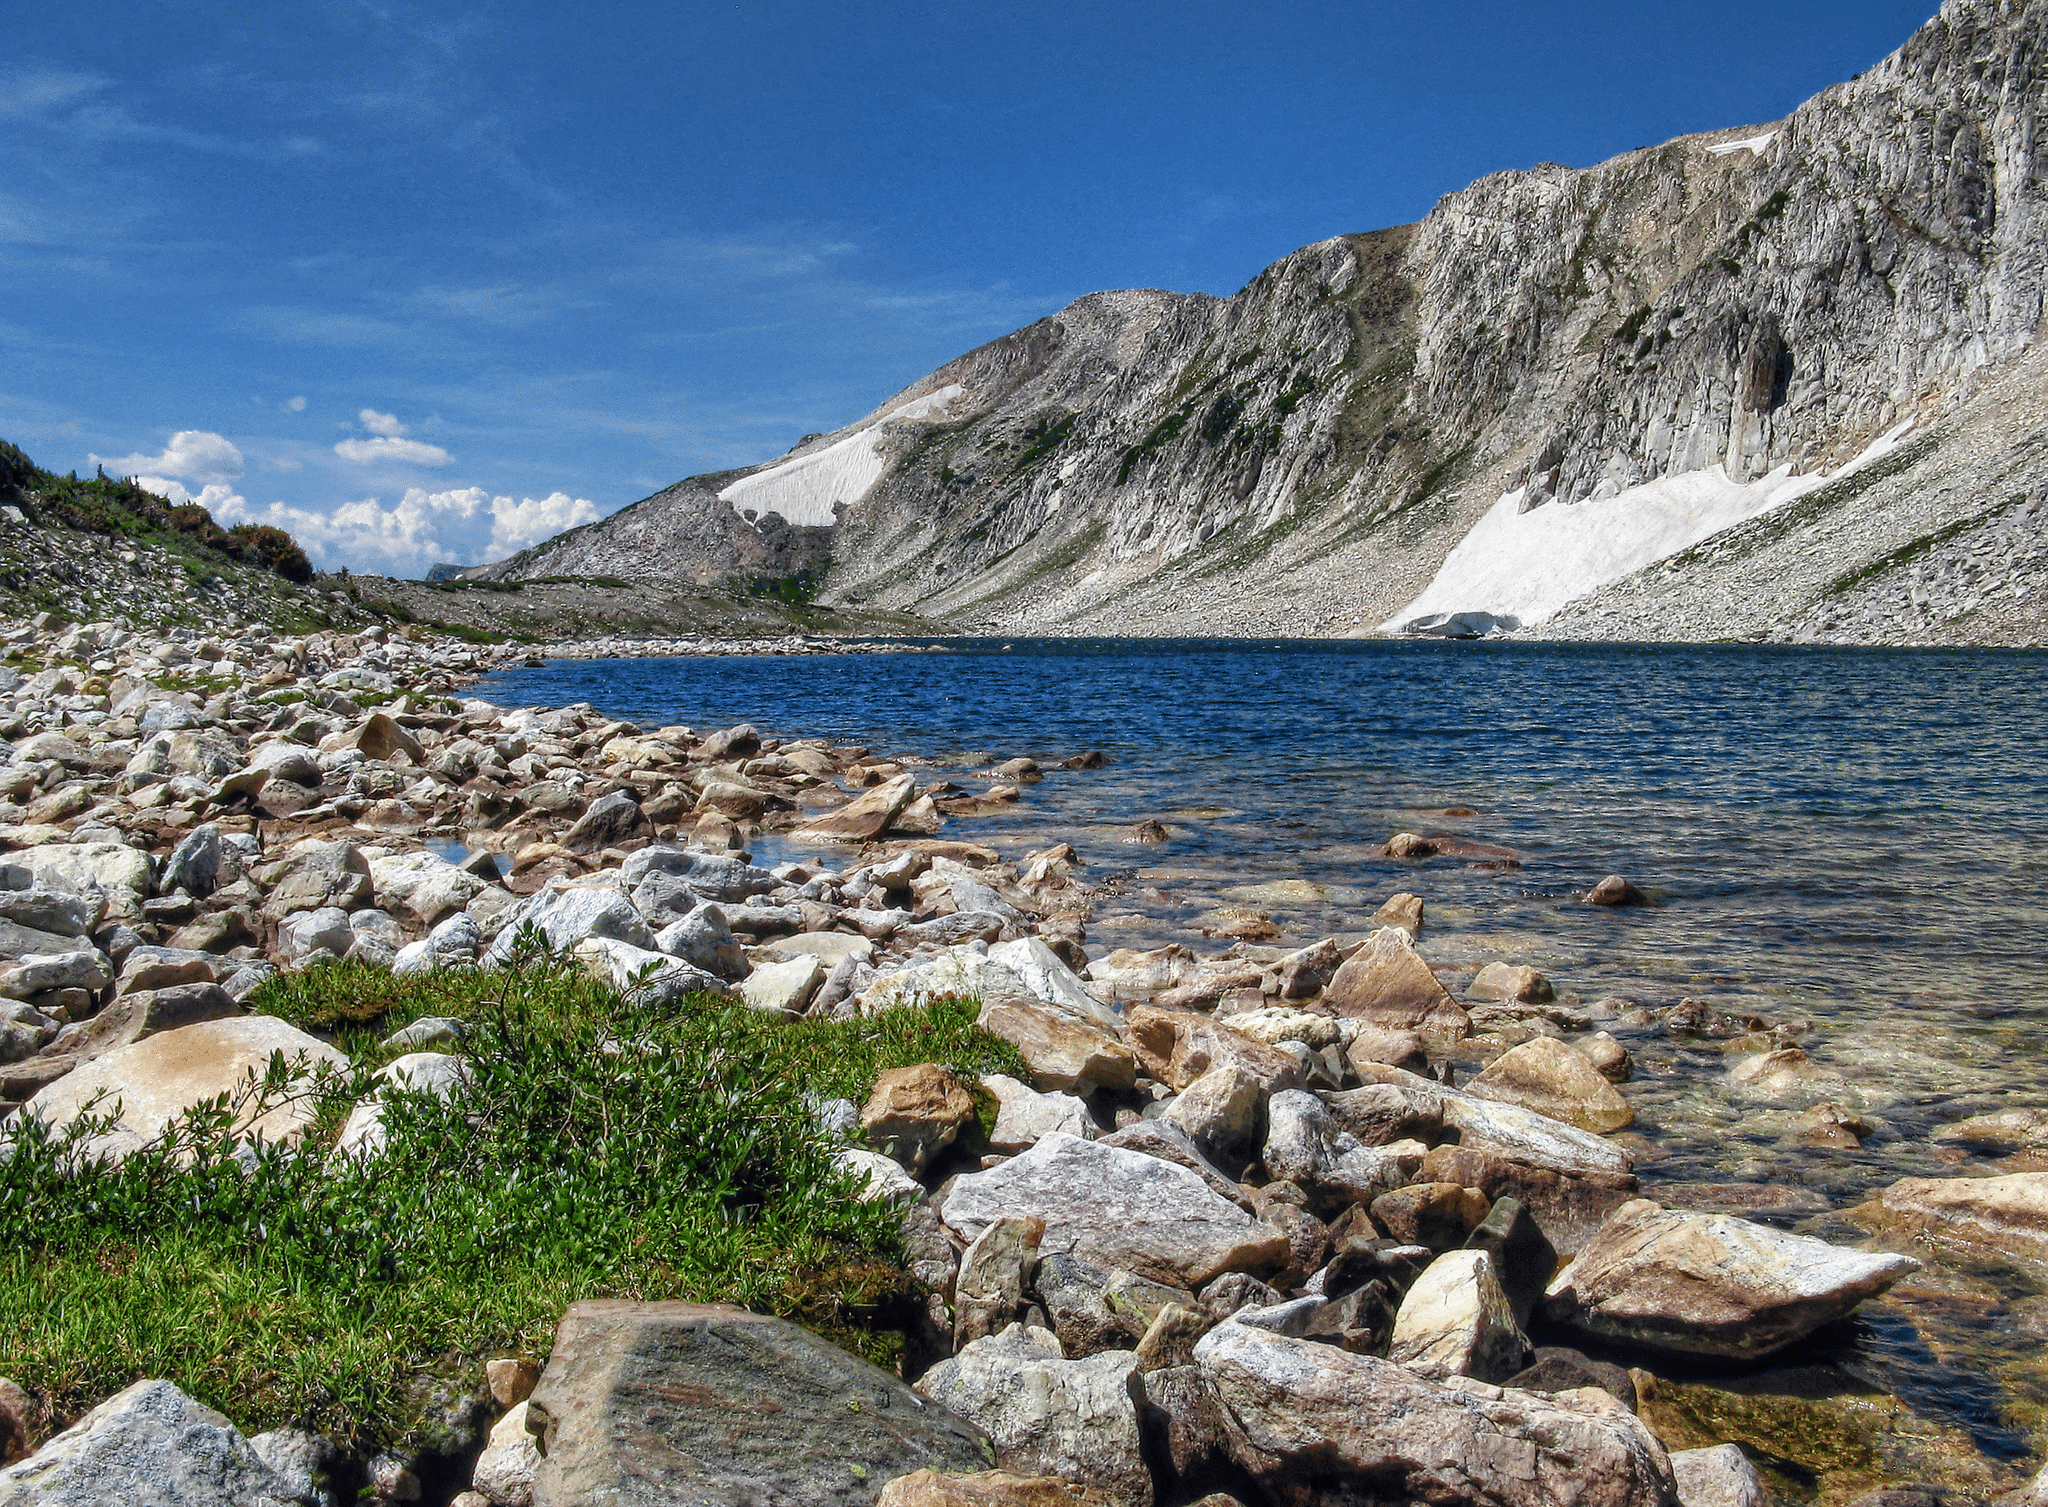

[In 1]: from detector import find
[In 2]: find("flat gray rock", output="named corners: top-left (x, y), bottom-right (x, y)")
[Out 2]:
top-left (527, 1301), bottom-right (990, 1506)
top-left (941, 1132), bottom-right (1287, 1289)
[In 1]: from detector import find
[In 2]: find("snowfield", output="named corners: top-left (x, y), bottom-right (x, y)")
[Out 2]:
top-left (719, 385), bottom-right (965, 527)
top-left (1385, 423), bottom-right (1914, 632)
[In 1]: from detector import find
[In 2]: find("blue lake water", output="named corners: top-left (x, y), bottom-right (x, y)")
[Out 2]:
top-left (476, 637), bottom-right (2048, 1460)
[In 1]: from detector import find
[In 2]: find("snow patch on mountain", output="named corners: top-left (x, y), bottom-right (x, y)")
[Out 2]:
top-left (1707, 131), bottom-right (1779, 157)
top-left (720, 385), bottom-right (965, 527)
top-left (1386, 423), bottom-right (1915, 631)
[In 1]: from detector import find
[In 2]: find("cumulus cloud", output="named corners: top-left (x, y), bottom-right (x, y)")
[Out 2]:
top-left (489, 491), bottom-right (598, 552)
top-left (93, 429), bottom-right (244, 484)
top-left (190, 483), bottom-right (598, 576)
top-left (285, 395), bottom-right (306, 412)
top-left (135, 477), bottom-right (248, 514)
top-left (332, 408), bottom-right (450, 466)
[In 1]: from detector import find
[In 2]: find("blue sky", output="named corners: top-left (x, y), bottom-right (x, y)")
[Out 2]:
top-left (3, 0), bottom-right (1937, 577)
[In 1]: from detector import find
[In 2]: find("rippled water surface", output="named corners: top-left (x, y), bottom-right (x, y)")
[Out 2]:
top-left (478, 638), bottom-right (2048, 1468)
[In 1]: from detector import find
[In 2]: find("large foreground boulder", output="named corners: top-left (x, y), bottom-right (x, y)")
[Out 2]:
top-left (1318, 928), bottom-right (1470, 1043)
top-left (1543, 1199), bottom-right (1919, 1359)
top-left (526, 1302), bottom-right (991, 1506)
top-left (0, 1379), bottom-right (294, 1506)
top-left (19, 1016), bottom-right (348, 1164)
top-left (941, 1132), bottom-right (1288, 1288)
top-left (1193, 1319), bottom-right (1677, 1507)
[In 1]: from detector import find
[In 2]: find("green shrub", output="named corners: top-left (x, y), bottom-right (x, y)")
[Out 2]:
top-left (0, 960), bottom-right (1022, 1449)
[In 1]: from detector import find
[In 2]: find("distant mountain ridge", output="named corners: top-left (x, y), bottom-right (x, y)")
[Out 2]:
top-left (478, 0), bottom-right (2048, 646)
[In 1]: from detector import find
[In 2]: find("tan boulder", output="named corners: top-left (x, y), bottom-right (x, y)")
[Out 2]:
top-left (1319, 928), bottom-right (1470, 1043)
top-left (21, 1015), bottom-right (348, 1164)
top-left (978, 1001), bottom-right (1136, 1094)
top-left (1125, 1005), bottom-right (1305, 1092)
top-left (879, 1471), bottom-right (1118, 1506)
top-left (1469, 962), bottom-right (1554, 1004)
top-left (796, 773), bottom-right (917, 842)
top-left (1857, 1171), bottom-right (2048, 1257)
top-left (862, 1063), bottom-right (978, 1174)
top-left (1467, 1038), bottom-right (1635, 1133)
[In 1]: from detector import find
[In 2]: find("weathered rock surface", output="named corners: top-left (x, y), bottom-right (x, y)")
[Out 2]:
top-left (526, 1301), bottom-right (991, 1506)
top-left (877, 1471), bottom-right (1117, 1507)
top-left (1668, 1444), bottom-right (1765, 1507)
top-left (917, 1326), bottom-right (1150, 1507)
top-left (1319, 929), bottom-right (1471, 1043)
top-left (977, 1002), bottom-right (1135, 1095)
top-left (1193, 1319), bottom-right (1678, 1507)
top-left (0, 1379), bottom-right (294, 1507)
top-left (941, 1132), bottom-right (1287, 1288)
top-left (1859, 1171), bottom-right (2048, 1257)
top-left (1387, 1247), bottom-right (1530, 1383)
top-left (1544, 1198), bottom-right (1920, 1359)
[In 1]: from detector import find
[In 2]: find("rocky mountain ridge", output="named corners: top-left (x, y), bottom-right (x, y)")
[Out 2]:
top-left (479, 0), bottom-right (2048, 646)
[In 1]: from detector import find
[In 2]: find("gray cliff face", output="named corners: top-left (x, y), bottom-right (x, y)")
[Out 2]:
top-left (485, 0), bottom-right (2048, 644)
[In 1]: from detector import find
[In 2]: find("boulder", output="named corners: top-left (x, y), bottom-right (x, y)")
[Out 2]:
top-left (0, 1379), bottom-right (294, 1507)
top-left (797, 774), bottom-right (918, 842)
top-left (0, 950), bottom-right (110, 1000)
top-left (976, 1002), bottom-right (1136, 1095)
top-left (863, 1064), bottom-right (978, 1174)
top-left (1125, 1005), bottom-right (1305, 1092)
top-left (1318, 928), bottom-right (1470, 1043)
top-left (1544, 1199), bottom-right (1920, 1360)
top-left (917, 1327), bottom-right (1150, 1507)
top-left (1463, 1195), bottom-right (1557, 1328)
top-left (16, 842), bottom-right (154, 900)
top-left (1320, 1080), bottom-right (1443, 1145)
top-left (159, 824), bottom-right (223, 899)
top-left (837, 1147), bottom-right (924, 1204)
top-left (1261, 1090), bottom-right (1419, 1209)
top-left (333, 1052), bottom-right (469, 1160)
top-left (262, 841), bottom-right (372, 918)
top-left (369, 851), bottom-right (487, 926)
top-left (56, 981), bottom-right (240, 1065)
top-left (1469, 961), bottom-right (1554, 1004)
top-left (1467, 1037), bottom-right (1635, 1133)
top-left (563, 790), bottom-right (645, 854)
top-left (340, 711), bottom-right (423, 763)
top-left (1668, 1444), bottom-right (1765, 1507)
top-left (619, 845), bottom-right (777, 902)
top-left (525, 1301), bottom-right (990, 1506)
top-left (1387, 1248), bottom-right (1530, 1383)
top-left (1585, 875), bottom-right (1652, 908)
top-left (741, 954), bottom-right (825, 1018)
top-left (572, 937), bottom-right (724, 1005)
top-left (471, 1400), bottom-right (541, 1507)
top-left (982, 1074), bottom-right (1090, 1153)
top-left (1368, 1182), bottom-right (1491, 1252)
top-left (278, 906), bottom-right (353, 963)
top-left (1859, 1171), bottom-right (2048, 1256)
top-left (1094, 1121), bottom-right (1251, 1210)
top-left (21, 1015), bottom-right (348, 1165)
top-left (941, 1132), bottom-right (1288, 1289)
top-left (0, 886), bottom-right (97, 940)
top-left (982, 938), bottom-right (1120, 1031)
top-left (245, 741), bottom-right (323, 787)
top-left (654, 907), bottom-right (748, 980)
top-left (1036, 1257), bottom-right (1190, 1360)
top-left (1161, 1063), bottom-right (1265, 1166)
top-left (954, 1217), bottom-right (1043, 1350)
top-left (1421, 1143), bottom-right (1641, 1257)
top-left (1193, 1320), bottom-right (1677, 1507)
top-left (487, 884), bottom-right (654, 962)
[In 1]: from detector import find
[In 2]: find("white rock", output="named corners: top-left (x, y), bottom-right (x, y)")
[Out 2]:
top-left (1388, 1247), bottom-right (1529, 1383)
top-left (571, 936), bottom-right (723, 1004)
top-left (369, 851), bottom-right (487, 926)
top-left (16, 842), bottom-right (154, 900)
top-left (1669, 1443), bottom-right (1765, 1507)
top-left (1263, 1089), bottom-right (1419, 1205)
top-left (471, 1401), bottom-right (540, 1507)
top-left (335, 1052), bottom-right (468, 1160)
top-left (982, 1072), bottom-right (1091, 1151)
top-left (740, 953), bottom-right (824, 1017)
top-left (486, 883), bottom-right (653, 961)
top-left (985, 936), bottom-right (1121, 1029)
top-left (836, 1146), bottom-right (922, 1203)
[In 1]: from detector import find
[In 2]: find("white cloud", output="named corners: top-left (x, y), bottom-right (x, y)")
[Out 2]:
top-left (285, 395), bottom-right (306, 412)
top-left (333, 408), bottom-right (450, 466)
top-left (185, 483), bottom-right (598, 576)
top-left (135, 477), bottom-right (248, 514)
top-left (93, 429), bottom-right (244, 483)
top-left (334, 435), bottom-right (452, 465)
top-left (488, 491), bottom-right (598, 553)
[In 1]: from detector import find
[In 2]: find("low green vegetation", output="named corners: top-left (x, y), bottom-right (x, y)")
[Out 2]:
top-left (0, 957), bottom-right (1022, 1449)
top-left (1, 439), bottom-right (313, 585)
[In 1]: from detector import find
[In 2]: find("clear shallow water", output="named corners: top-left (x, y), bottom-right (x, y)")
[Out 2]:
top-left (477, 638), bottom-right (2048, 1462)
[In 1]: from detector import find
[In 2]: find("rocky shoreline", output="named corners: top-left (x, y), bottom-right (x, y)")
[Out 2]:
top-left (0, 612), bottom-right (2045, 1507)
